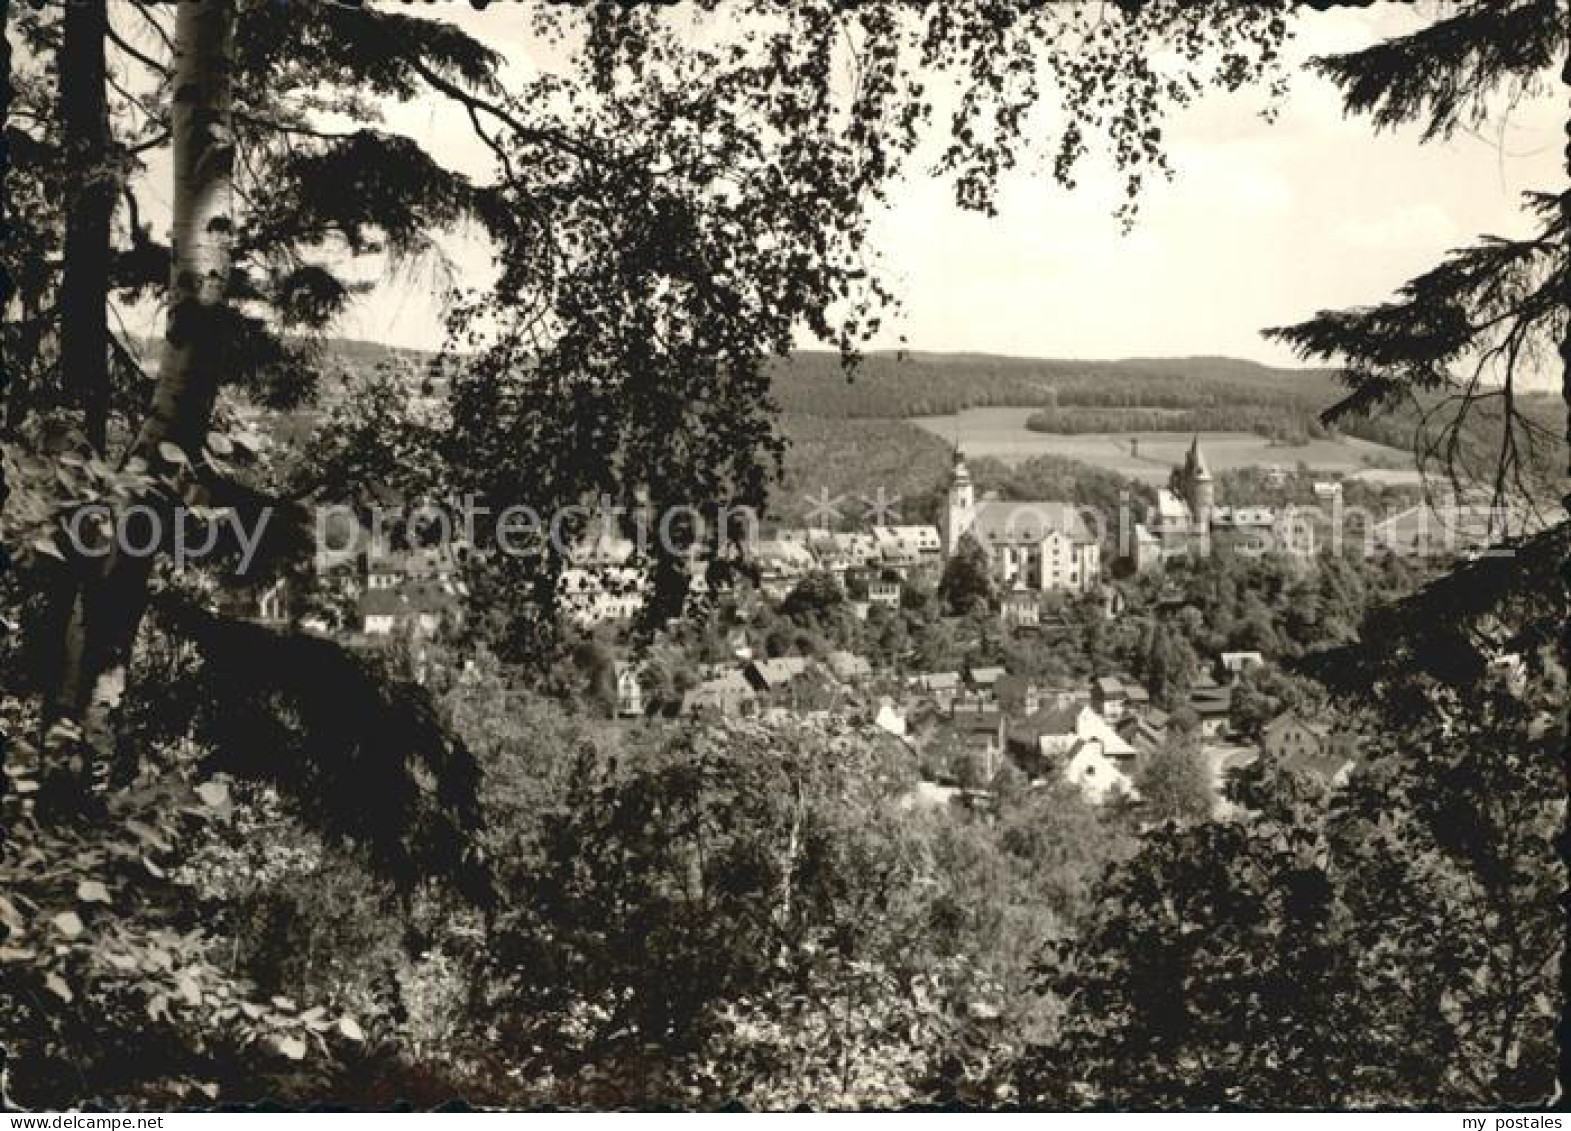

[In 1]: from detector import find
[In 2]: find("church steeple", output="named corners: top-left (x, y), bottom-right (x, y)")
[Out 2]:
top-left (943, 444), bottom-right (976, 556)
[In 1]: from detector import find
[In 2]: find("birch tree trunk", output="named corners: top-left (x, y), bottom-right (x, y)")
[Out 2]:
top-left (141, 0), bottom-right (236, 455)
top-left (43, 0), bottom-right (237, 800)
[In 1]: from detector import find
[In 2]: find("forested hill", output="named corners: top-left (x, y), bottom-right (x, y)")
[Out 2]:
top-left (767, 350), bottom-right (1567, 487)
top-left (178, 335), bottom-right (1559, 489)
top-left (129, 334), bottom-right (433, 377)
top-left (766, 350), bottom-right (1344, 419)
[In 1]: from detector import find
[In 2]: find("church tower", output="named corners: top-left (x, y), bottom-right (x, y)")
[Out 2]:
top-left (942, 446), bottom-right (976, 556)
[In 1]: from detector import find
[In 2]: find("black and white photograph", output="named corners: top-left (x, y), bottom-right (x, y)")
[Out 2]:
top-left (1, 0), bottom-right (1566, 1115)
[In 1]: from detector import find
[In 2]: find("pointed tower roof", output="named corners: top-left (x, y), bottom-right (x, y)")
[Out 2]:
top-left (951, 443), bottom-right (971, 479)
top-left (1187, 434), bottom-right (1212, 480)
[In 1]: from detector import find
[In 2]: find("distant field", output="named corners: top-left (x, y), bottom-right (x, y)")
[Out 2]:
top-left (912, 407), bottom-right (1423, 484)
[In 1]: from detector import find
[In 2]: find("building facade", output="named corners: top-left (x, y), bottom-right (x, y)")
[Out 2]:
top-left (940, 449), bottom-right (1101, 595)
top-left (1133, 437), bottom-right (1316, 568)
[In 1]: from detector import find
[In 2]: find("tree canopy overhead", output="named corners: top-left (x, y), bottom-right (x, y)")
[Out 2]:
top-left (1266, 0), bottom-right (1569, 519)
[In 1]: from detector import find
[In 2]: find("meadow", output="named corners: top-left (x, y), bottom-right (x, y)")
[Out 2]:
top-left (911, 407), bottom-right (1422, 484)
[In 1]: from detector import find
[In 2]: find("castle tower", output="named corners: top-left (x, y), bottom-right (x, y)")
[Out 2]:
top-left (942, 446), bottom-right (976, 556)
top-left (1185, 435), bottom-right (1214, 553)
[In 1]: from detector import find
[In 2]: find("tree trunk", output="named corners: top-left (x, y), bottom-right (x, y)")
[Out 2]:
top-left (37, 0), bottom-right (116, 801)
top-left (42, 0), bottom-right (237, 800)
top-left (59, 0), bottom-right (114, 450)
top-left (1563, 45), bottom-right (1570, 524)
top-left (141, 0), bottom-right (236, 455)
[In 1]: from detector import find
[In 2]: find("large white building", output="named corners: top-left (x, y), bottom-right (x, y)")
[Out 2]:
top-left (940, 449), bottom-right (1101, 595)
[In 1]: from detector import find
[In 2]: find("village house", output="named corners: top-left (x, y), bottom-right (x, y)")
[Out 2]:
top-left (867, 573), bottom-right (903, 610)
top-left (362, 555), bottom-right (406, 594)
top-left (745, 656), bottom-right (843, 712)
top-left (570, 515), bottom-right (638, 568)
top-left (800, 528), bottom-right (881, 578)
top-left (1313, 481), bottom-right (1343, 505)
top-left (559, 566), bottom-right (649, 627)
top-left (872, 537), bottom-right (920, 577)
top-left (360, 589), bottom-right (402, 636)
top-left (744, 655), bottom-right (812, 694)
top-left (1091, 675), bottom-right (1149, 721)
top-left (1008, 703), bottom-right (1137, 803)
top-left (357, 577), bottom-right (462, 639)
top-left (360, 544), bottom-right (463, 595)
top-left (1261, 712), bottom-right (1359, 783)
top-left (873, 523), bottom-right (942, 558)
top-left (1000, 588), bottom-right (1041, 629)
top-left (872, 696), bottom-right (908, 740)
top-left (1116, 709), bottom-right (1170, 755)
top-left (1211, 504), bottom-right (1317, 560)
top-left (1061, 740), bottom-right (1138, 805)
top-left (959, 710), bottom-right (1006, 760)
top-left (1006, 703), bottom-right (1107, 765)
top-left (751, 536), bottom-right (817, 599)
top-left (1186, 681), bottom-right (1234, 738)
top-left (950, 691), bottom-right (996, 716)
top-left (1217, 651), bottom-right (1266, 682)
top-left (824, 650), bottom-right (873, 684)
top-left (614, 663), bottom-right (646, 718)
top-left (1091, 676), bottom-right (1125, 720)
top-left (1036, 682), bottom-right (1089, 713)
top-left (908, 671), bottom-right (962, 710)
top-left (683, 670), bottom-right (758, 718)
top-left (964, 664), bottom-right (1006, 699)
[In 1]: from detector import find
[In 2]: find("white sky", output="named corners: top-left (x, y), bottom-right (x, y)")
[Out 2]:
top-left (120, 3), bottom-right (1564, 375)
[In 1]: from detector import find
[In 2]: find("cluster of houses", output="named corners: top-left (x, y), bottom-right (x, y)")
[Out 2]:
top-left (749, 524), bottom-right (945, 604)
top-left (231, 543), bottom-right (466, 645)
top-left (355, 546), bottom-right (466, 638)
top-left (230, 502), bottom-right (1361, 821)
top-left (335, 437), bottom-right (1315, 637)
top-left (240, 436), bottom-right (1538, 648)
top-left (908, 663), bottom-right (1247, 805)
top-left (611, 640), bottom-right (1358, 812)
top-left (615, 649), bottom-right (876, 721)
